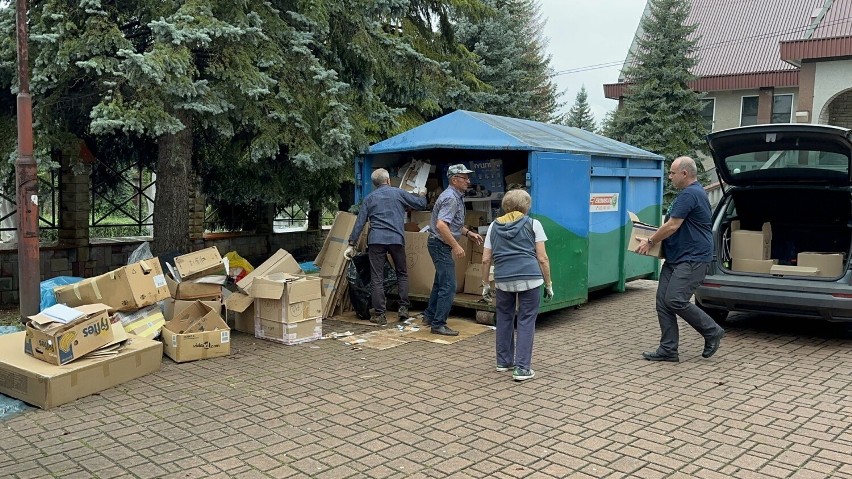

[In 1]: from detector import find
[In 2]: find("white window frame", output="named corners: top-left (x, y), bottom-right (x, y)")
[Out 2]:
top-left (700, 97), bottom-right (716, 132)
top-left (740, 95), bottom-right (759, 127)
top-left (771, 93), bottom-right (794, 123)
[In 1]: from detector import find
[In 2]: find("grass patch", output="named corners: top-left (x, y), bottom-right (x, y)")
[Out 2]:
top-left (0, 309), bottom-right (22, 327)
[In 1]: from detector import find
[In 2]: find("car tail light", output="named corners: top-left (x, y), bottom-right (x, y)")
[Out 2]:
top-left (701, 283), bottom-right (722, 288)
top-left (831, 293), bottom-right (852, 299)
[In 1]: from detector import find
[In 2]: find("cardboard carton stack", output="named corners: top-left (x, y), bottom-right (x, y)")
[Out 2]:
top-left (164, 247), bottom-right (226, 321)
top-left (52, 257), bottom-right (171, 339)
top-left (251, 273), bottom-right (323, 344)
top-left (224, 249), bottom-right (302, 334)
top-left (315, 212), bottom-right (358, 318)
top-left (796, 252), bottom-right (844, 277)
top-left (730, 221), bottom-right (776, 273)
top-left (0, 303), bottom-right (164, 409)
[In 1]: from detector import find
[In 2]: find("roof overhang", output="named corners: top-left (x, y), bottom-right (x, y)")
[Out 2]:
top-left (604, 70), bottom-right (799, 99)
top-left (780, 35), bottom-right (852, 67)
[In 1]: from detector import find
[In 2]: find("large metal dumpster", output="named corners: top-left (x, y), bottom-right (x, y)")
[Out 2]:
top-left (356, 110), bottom-right (664, 314)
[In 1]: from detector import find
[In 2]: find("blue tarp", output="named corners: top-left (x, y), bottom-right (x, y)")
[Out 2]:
top-left (0, 325), bottom-right (30, 418)
top-left (367, 110), bottom-right (662, 160)
top-left (299, 261), bottom-right (320, 274)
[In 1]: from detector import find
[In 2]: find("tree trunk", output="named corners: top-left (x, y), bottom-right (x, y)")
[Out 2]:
top-left (152, 109), bottom-right (193, 256)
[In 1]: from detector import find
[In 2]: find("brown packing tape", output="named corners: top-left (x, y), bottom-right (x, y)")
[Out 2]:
top-left (135, 352), bottom-right (142, 367)
top-left (102, 364), bottom-right (110, 378)
top-left (71, 371), bottom-right (78, 387)
top-left (139, 259), bottom-right (152, 273)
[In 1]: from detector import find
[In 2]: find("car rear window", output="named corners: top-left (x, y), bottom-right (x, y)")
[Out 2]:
top-left (726, 149), bottom-right (849, 179)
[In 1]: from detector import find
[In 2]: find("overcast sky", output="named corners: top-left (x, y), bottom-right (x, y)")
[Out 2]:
top-left (538, 0), bottom-right (647, 124)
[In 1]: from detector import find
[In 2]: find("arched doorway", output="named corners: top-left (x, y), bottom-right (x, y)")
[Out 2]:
top-left (818, 89), bottom-right (852, 128)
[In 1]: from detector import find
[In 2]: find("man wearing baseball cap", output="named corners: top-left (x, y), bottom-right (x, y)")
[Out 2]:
top-left (421, 164), bottom-right (484, 336)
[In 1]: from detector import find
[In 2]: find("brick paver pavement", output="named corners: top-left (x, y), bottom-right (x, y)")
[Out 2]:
top-left (1, 280), bottom-right (851, 478)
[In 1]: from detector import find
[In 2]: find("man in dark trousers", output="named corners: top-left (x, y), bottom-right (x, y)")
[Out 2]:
top-left (346, 168), bottom-right (427, 325)
top-left (422, 164), bottom-right (484, 336)
top-left (635, 156), bottom-right (725, 362)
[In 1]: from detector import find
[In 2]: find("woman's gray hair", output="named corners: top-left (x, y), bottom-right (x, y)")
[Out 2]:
top-left (371, 168), bottom-right (390, 187)
top-left (501, 189), bottom-right (531, 214)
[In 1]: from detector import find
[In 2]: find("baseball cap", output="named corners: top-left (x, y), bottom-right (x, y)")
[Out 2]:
top-left (447, 164), bottom-right (474, 177)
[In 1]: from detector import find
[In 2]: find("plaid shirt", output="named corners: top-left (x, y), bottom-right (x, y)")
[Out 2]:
top-left (430, 187), bottom-right (465, 243)
top-left (350, 185), bottom-right (427, 246)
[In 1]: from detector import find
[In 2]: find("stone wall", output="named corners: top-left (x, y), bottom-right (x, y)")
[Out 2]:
top-left (0, 229), bottom-right (327, 308)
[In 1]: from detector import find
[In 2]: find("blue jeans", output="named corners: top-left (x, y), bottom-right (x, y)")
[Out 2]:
top-left (495, 287), bottom-right (540, 370)
top-left (424, 236), bottom-right (456, 327)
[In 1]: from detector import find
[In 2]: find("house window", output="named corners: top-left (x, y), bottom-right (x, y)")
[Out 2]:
top-left (740, 96), bottom-right (758, 126)
top-left (772, 94), bottom-right (793, 123)
top-left (700, 98), bottom-right (715, 132)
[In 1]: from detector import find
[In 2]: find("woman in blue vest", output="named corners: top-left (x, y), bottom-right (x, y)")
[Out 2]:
top-left (480, 189), bottom-right (553, 381)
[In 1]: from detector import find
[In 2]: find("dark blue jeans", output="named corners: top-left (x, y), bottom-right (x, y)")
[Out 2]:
top-left (495, 287), bottom-right (540, 370)
top-left (656, 261), bottom-right (723, 355)
top-left (424, 236), bottom-right (456, 327)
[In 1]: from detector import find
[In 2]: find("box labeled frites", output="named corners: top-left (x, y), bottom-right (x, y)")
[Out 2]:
top-left (54, 258), bottom-right (169, 313)
top-left (24, 304), bottom-right (127, 365)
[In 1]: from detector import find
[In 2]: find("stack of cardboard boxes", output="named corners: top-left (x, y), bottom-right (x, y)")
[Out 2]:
top-left (730, 222), bottom-right (776, 273)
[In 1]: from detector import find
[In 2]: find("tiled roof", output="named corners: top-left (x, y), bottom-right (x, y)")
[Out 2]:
top-left (626, 0), bottom-right (852, 77)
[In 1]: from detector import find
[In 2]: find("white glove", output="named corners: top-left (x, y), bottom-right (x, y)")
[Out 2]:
top-left (344, 246), bottom-right (355, 260)
top-left (544, 283), bottom-right (554, 301)
top-left (481, 281), bottom-right (493, 302)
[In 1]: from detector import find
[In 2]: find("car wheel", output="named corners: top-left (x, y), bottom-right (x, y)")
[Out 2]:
top-left (698, 302), bottom-right (729, 325)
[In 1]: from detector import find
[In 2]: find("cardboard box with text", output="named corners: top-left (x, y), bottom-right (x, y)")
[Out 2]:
top-left (161, 301), bottom-right (231, 362)
top-left (24, 304), bottom-right (127, 366)
top-left (54, 258), bottom-right (169, 312)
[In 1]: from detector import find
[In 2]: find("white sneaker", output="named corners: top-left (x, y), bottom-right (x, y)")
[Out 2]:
top-left (513, 367), bottom-right (535, 381)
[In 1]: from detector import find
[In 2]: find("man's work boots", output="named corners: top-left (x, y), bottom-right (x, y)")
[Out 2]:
top-left (431, 325), bottom-right (459, 336)
top-left (370, 313), bottom-right (387, 326)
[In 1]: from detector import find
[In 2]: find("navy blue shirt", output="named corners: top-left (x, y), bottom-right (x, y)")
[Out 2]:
top-left (662, 181), bottom-right (713, 263)
top-left (350, 185), bottom-right (427, 246)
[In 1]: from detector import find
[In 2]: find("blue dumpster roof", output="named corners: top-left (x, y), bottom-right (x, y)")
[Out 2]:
top-left (367, 110), bottom-right (663, 160)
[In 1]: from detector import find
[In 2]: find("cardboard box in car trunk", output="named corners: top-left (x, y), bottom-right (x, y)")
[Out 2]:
top-left (770, 265), bottom-right (820, 277)
top-left (732, 258), bottom-right (778, 274)
top-left (173, 246), bottom-right (226, 281)
top-left (24, 304), bottom-right (127, 366)
top-left (797, 252), bottom-right (844, 277)
top-left (404, 231), bottom-right (469, 295)
top-left (54, 258), bottom-right (170, 312)
top-left (236, 249), bottom-right (302, 295)
top-left (730, 222), bottom-right (772, 260)
top-left (627, 212), bottom-right (663, 258)
top-left (0, 332), bottom-right (162, 409)
top-left (161, 301), bottom-right (231, 362)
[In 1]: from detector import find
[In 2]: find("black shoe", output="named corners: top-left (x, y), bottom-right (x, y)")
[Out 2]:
top-left (642, 351), bottom-right (679, 362)
top-left (431, 325), bottom-right (459, 336)
top-left (398, 306), bottom-right (410, 321)
top-left (369, 313), bottom-right (387, 326)
top-left (702, 329), bottom-right (725, 358)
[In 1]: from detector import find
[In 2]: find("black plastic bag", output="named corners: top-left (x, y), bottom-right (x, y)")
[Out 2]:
top-left (347, 253), bottom-right (399, 320)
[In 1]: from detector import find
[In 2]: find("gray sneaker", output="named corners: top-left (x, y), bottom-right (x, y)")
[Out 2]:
top-left (398, 306), bottom-right (410, 321)
top-left (370, 313), bottom-right (387, 326)
top-left (496, 364), bottom-right (513, 372)
top-left (513, 367), bottom-right (535, 381)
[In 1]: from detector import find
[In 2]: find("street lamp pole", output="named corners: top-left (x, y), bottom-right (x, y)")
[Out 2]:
top-left (16, 0), bottom-right (39, 320)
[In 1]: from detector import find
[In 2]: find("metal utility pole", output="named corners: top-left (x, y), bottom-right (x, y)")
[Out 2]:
top-left (16, 0), bottom-right (39, 320)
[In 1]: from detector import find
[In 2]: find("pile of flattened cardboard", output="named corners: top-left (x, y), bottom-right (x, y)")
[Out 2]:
top-left (0, 302), bottom-right (163, 409)
top-left (315, 212), bottom-right (359, 318)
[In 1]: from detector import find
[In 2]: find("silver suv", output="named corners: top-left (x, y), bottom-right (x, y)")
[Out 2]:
top-left (694, 124), bottom-right (852, 323)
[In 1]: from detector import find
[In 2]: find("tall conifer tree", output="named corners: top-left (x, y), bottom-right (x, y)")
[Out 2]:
top-left (564, 85), bottom-right (596, 131)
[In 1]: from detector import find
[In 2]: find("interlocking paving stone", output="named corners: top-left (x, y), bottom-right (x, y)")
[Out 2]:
top-left (2, 280), bottom-right (851, 478)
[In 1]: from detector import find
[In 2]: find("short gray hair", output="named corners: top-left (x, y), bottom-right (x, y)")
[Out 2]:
top-left (501, 189), bottom-right (531, 214)
top-left (674, 156), bottom-right (698, 178)
top-left (371, 168), bottom-right (390, 187)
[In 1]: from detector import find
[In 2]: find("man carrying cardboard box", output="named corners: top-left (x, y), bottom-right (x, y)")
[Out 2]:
top-left (421, 164), bottom-right (484, 336)
top-left (344, 168), bottom-right (428, 325)
top-left (635, 156), bottom-right (725, 362)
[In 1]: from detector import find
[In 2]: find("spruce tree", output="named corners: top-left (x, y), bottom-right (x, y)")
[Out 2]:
top-left (564, 85), bottom-right (596, 131)
top-left (454, 0), bottom-right (562, 122)
top-left (616, 0), bottom-right (707, 205)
